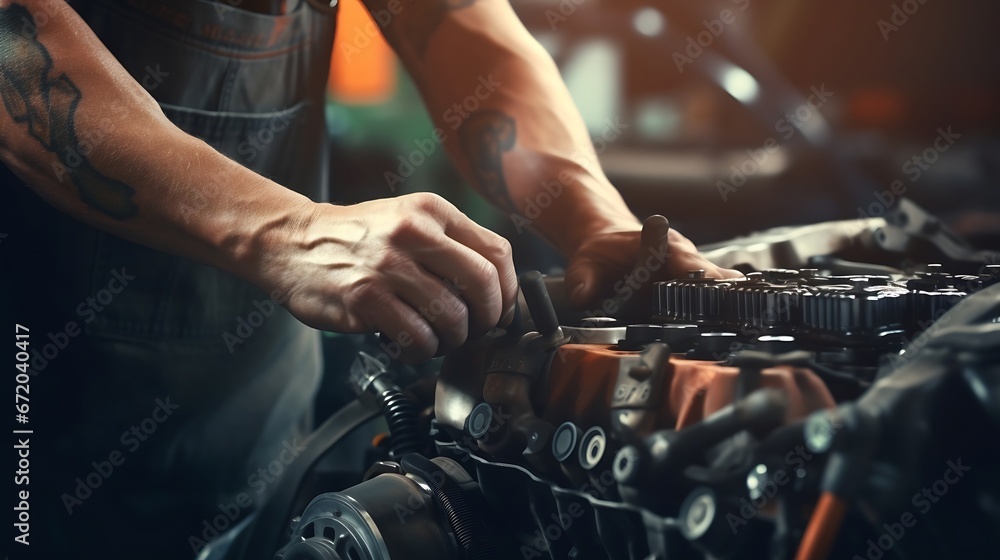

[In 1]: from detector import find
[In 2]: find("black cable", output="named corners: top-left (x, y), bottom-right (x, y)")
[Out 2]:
top-left (350, 351), bottom-right (425, 459)
top-left (379, 387), bottom-right (423, 458)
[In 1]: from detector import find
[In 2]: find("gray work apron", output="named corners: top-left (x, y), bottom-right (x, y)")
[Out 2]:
top-left (4, 1), bottom-right (338, 557)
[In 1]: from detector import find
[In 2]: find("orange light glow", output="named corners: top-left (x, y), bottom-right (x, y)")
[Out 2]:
top-left (328, 0), bottom-right (397, 104)
top-left (847, 87), bottom-right (907, 127)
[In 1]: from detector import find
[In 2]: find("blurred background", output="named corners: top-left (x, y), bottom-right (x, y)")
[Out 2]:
top-left (324, 0), bottom-right (1000, 274)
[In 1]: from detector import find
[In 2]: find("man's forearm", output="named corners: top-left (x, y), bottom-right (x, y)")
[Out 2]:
top-left (372, 0), bottom-right (640, 255)
top-left (0, 0), bottom-right (310, 285)
top-left (3, 1), bottom-right (523, 355)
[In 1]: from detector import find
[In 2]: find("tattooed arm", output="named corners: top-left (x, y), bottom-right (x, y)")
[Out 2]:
top-left (0, 0), bottom-right (516, 361)
top-left (360, 0), bottom-right (740, 307)
top-left (0, 1), bottom-right (310, 263)
top-left (362, 0), bottom-right (633, 237)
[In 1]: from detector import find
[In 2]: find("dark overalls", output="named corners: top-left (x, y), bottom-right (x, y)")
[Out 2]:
top-left (2, 1), bottom-right (338, 557)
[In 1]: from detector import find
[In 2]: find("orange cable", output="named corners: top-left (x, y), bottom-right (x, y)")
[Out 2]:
top-left (794, 491), bottom-right (848, 560)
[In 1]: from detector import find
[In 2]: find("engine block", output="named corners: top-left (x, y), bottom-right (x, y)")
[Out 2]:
top-left (263, 219), bottom-right (1000, 560)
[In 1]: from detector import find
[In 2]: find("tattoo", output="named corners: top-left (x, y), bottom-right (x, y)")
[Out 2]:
top-left (459, 109), bottom-right (517, 212)
top-left (0, 4), bottom-right (138, 219)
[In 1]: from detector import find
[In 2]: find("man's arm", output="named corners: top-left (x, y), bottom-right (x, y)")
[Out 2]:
top-left (362, 0), bottom-right (740, 307)
top-left (365, 0), bottom-right (635, 252)
top-left (0, 0), bottom-right (517, 361)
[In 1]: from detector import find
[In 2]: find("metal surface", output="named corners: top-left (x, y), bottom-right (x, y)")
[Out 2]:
top-left (698, 219), bottom-right (885, 271)
top-left (274, 218), bottom-right (1000, 560)
top-left (561, 325), bottom-right (628, 345)
top-left (280, 474), bottom-right (451, 560)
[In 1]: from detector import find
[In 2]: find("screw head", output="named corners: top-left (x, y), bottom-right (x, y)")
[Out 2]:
top-left (613, 446), bottom-right (641, 484)
top-left (679, 487), bottom-right (716, 540)
top-left (747, 464), bottom-right (768, 500)
top-left (805, 411), bottom-right (837, 453)
top-left (466, 402), bottom-right (494, 439)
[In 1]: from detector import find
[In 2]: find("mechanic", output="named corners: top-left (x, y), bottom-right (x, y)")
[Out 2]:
top-left (0, 0), bottom-right (737, 557)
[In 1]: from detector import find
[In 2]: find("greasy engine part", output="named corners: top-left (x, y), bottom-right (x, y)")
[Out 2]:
top-left (653, 266), bottom-right (998, 382)
top-left (697, 199), bottom-right (999, 275)
top-left (468, 271), bottom-right (570, 469)
top-left (272, 215), bottom-right (1000, 560)
top-left (429, 282), bottom-right (999, 560)
top-left (276, 456), bottom-right (502, 560)
top-left (655, 268), bottom-right (991, 342)
top-left (427, 264), bottom-right (998, 560)
top-left (435, 264), bottom-right (996, 465)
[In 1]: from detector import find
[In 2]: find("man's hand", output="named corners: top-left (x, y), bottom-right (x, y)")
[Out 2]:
top-left (0, 2), bottom-right (515, 365)
top-left (565, 215), bottom-right (743, 316)
top-left (253, 193), bottom-right (518, 363)
top-left (360, 0), bottom-right (738, 322)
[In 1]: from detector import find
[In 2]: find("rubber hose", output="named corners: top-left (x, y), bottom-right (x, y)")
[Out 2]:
top-left (379, 388), bottom-right (423, 458)
top-left (400, 454), bottom-right (498, 560)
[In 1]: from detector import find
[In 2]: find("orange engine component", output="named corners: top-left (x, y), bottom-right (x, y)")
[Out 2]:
top-left (435, 333), bottom-right (837, 464)
top-left (539, 343), bottom-right (836, 434)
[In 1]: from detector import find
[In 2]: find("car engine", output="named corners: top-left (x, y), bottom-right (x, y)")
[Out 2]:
top-left (220, 199), bottom-right (1000, 560)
